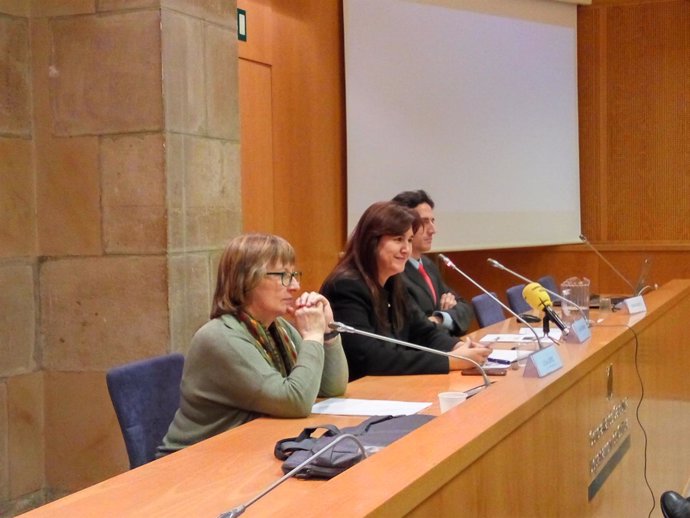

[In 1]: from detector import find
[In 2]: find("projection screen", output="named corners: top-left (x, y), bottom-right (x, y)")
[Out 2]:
top-left (344, 0), bottom-right (581, 250)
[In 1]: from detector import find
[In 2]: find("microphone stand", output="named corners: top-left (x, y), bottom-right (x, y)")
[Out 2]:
top-left (487, 258), bottom-right (590, 326)
top-left (329, 322), bottom-right (492, 389)
top-left (218, 434), bottom-right (368, 518)
top-left (542, 313), bottom-right (551, 336)
top-left (579, 234), bottom-right (635, 293)
top-left (437, 254), bottom-right (548, 349)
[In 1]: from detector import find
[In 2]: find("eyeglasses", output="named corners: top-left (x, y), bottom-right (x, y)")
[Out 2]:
top-left (265, 271), bottom-right (302, 287)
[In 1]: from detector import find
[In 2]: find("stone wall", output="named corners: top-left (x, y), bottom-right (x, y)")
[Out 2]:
top-left (0, 1), bottom-right (240, 514)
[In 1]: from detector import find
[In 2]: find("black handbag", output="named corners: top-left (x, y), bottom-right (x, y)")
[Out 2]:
top-left (273, 414), bottom-right (434, 479)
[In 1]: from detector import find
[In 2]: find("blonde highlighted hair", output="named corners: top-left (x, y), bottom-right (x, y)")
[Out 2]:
top-left (211, 233), bottom-right (295, 319)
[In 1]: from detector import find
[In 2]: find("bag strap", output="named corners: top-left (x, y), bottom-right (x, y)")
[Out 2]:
top-left (339, 415), bottom-right (396, 436)
top-left (361, 415), bottom-right (397, 432)
top-left (274, 424), bottom-right (342, 460)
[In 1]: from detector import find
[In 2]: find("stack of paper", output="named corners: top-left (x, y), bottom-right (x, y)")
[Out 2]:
top-left (312, 398), bottom-right (431, 416)
top-left (487, 349), bottom-right (532, 365)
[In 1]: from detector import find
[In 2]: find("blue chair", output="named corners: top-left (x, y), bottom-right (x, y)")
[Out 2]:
top-left (538, 275), bottom-right (559, 296)
top-left (506, 284), bottom-right (531, 314)
top-left (471, 292), bottom-right (505, 328)
top-left (106, 353), bottom-right (184, 469)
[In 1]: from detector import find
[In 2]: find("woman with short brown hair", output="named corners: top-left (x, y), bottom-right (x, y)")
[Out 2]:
top-left (158, 233), bottom-right (348, 455)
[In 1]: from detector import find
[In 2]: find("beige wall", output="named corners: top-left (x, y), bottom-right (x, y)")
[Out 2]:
top-left (0, 1), bottom-right (240, 514)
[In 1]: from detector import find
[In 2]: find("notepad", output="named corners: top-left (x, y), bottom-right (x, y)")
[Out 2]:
top-left (488, 349), bottom-right (532, 364)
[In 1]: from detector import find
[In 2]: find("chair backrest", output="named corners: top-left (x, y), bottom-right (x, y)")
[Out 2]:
top-left (506, 284), bottom-right (531, 314)
top-left (538, 275), bottom-right (559, 296)
top-left (471, 292), bottom-right (505, 328)
top-left (106, 353), bottom-right (185, 469)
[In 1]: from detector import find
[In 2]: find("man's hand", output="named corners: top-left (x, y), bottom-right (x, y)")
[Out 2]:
top-left (439, 292), bottom-right (457, 310)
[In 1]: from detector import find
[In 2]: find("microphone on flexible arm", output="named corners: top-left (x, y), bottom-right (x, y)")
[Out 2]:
top-left (218, 433), bottom-right (368, 518)
top-left (328, 322), bottom-right (492, 390)
top-left (487, 258), bottom-right (589, 326)
top-left (437, 254), bottom-right (550, 349)
top-left (579, 234), bottom-right (635, 293)
top-left (522, 283), bottom-right (569, 335)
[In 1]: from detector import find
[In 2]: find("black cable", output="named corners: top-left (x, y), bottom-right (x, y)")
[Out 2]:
top-left (628, 325), bottom-right (656, 518)
top-left (598, 322), bottom-right (654, 517)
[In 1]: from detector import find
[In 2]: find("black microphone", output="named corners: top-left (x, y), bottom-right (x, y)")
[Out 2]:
top-left (328, 321), bottom-right (492, 389)
top-left (437, 254), bottom-right (549, 349)
top-left (218, 433), bottom-right (368, 517)
top-left (579, 234), bottom-right (635, 293)
top-left (522, 283), bottom-right (569, 334)
top-left (487, 258), bottom-right (589, 326)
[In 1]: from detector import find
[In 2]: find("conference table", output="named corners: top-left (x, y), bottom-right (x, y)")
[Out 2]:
top-left (21, 280), bottom-right (690, 517)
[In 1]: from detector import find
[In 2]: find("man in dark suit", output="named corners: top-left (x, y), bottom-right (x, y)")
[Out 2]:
top-left (392, 190), bottom-right (474, 336)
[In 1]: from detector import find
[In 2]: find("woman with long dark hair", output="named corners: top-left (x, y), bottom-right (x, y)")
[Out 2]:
top-left (321, 202), bottom-right (490, 380)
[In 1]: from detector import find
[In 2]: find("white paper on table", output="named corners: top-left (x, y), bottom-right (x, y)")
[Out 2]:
top-left (487, 349), bottom-right (532, 364)
top-left (311, 398), bottom-right (431, 416)
top-left (479, 333), bottom-right (536, 344)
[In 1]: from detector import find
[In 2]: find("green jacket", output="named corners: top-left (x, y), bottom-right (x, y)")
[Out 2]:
top-left (158, 314), bottom-right (348, 455)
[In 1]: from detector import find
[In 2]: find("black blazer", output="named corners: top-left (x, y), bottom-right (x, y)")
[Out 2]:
top-left (321, 273), bottom-right (457, 381)
top-left (402, 256), bottom-right (474, 336)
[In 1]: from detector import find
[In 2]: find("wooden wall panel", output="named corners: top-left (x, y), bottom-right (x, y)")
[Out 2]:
top-left (604, 1), bottom-right (690, 241)
top-left (270, 1), bottom-right (346, 291)
top-left (579, 1), bottom-right (690, 244)
top-left (239, 58), bottom-right (275, 233)
top-left (239, 0), bottom-right (275, 234)
top-left (577, 6), bottom-right (605, 240)
top-left (238, 0), bottom-right (345, 291)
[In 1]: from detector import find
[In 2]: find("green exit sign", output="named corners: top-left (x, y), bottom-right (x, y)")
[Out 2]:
top-left (237, 8), bottom-right (247, 41)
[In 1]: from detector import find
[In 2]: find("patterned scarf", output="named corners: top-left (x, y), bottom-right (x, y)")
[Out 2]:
top-left (236, 310), bottom-right (298, 377)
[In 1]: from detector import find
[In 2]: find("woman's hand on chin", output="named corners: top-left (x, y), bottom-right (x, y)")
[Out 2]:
top-left (292, 292), bottom-right (335, 326)
top-left (292, 292), bottom-right (328, 341)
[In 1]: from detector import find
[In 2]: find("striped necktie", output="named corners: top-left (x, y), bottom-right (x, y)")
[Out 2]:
top-left (418, 262), bottom-right (437, 303)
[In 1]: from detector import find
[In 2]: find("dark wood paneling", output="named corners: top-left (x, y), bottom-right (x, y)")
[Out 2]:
top-left (580, 1), bottom-right (690, 243)
top-left (577, 5), bottom-right (605, 240)
top-left (605, 2), bottom-right (690, 241)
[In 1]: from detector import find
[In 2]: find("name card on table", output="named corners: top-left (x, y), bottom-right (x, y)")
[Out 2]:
top-left (567, 318), bottom-right (592, 344)
top-left (622, 295), bottom-right (647, 315)
top-left (523, 345), bottom-right (563, 378)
